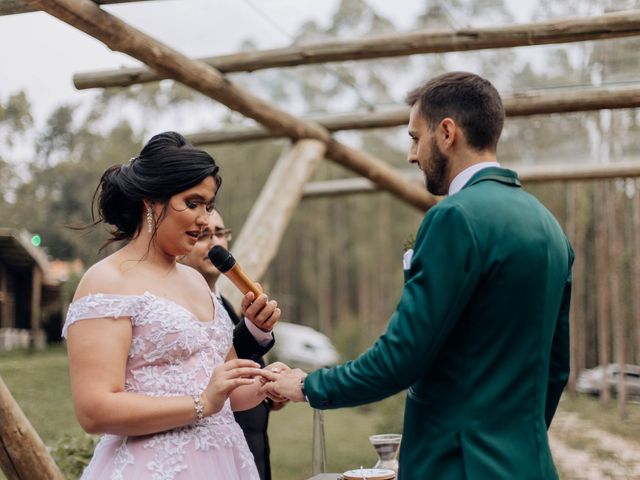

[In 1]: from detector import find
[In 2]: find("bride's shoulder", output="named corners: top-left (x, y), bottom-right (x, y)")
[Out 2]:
top-left (73, 256), bottom-right (125, 300)
top-left (177, 263), bottom-right (210, 288)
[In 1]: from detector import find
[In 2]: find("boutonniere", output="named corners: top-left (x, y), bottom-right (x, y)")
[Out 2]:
top-left (403, 233), bottom-right (415, 252)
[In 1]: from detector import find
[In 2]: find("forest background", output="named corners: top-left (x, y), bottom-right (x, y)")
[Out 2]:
top-left (1, 0), bottom-right (640, 410)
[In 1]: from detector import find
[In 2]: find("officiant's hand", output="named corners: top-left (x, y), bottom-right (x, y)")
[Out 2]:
top-left (260, 368), bottom-right (308, 403)
top-left (241, 284), bottom-right (281, 332)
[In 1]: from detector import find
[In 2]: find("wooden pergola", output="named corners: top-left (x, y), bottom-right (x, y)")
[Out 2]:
top-left (2, 1), bottom-right (640, 477)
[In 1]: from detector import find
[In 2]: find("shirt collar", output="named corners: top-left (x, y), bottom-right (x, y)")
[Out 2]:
top-left (448, 161), bottom-right (501, 196)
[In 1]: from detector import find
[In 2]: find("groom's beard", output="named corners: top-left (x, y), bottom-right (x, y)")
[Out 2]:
top-left (425, 138), bottom-right (450, 196)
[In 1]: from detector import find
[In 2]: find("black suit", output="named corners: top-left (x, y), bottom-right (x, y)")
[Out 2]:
top-left (220, 295), bottom-right (274, 480)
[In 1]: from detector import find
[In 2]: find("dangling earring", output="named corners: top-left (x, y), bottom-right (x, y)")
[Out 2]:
top-left (146, 207), bottom-right (153, 233)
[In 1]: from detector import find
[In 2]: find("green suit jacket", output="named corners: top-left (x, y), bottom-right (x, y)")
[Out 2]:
top-left (304, 167), bottom-right (573, 480)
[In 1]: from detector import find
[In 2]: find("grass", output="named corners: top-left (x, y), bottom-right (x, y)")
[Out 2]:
top-left (0, 345), bottom-right (84, 444)
top-left (5, 347), bottom-right (636, 480)
top-left (0, 346), bottom-right (402, 479)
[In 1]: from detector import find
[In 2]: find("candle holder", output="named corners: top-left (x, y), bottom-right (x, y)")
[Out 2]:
top-left (369, 433), bottom-right (402, 473)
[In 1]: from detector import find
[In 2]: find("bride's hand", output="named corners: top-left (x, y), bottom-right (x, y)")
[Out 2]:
top-left (202, 359), bottom-right (263, 415)
top-left (261, 361), bottom-right (291, 402)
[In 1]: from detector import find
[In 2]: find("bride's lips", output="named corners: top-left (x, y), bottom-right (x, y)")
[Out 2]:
top-left (186, 230), bottom-right (200, 242)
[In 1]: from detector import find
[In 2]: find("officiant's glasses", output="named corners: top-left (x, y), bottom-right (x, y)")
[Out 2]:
top-left (198, 228), bottom-right (233, 242)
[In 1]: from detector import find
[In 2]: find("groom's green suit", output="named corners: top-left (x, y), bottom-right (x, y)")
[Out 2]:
top-left (304, 167), bottom-right (573, 479)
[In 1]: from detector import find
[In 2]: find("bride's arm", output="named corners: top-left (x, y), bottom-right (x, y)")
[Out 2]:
top-left (67, 318), bottom-right (263, 436)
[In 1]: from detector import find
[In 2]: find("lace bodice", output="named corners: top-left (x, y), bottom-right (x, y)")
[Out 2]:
top-left (63, 292), bottom-right (258, 480)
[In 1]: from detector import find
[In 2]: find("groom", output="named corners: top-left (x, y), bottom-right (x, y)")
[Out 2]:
top-left (264, 72), bottom-right (573, 479)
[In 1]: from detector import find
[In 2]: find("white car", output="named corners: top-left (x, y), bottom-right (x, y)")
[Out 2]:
top-left (270, 322), bottom-right (339, 370)
top-left (576, 364), bottom-right (640, 397)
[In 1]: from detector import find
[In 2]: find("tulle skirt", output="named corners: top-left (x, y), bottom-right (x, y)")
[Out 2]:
top-left (80, 432), bottom-right (260, 480)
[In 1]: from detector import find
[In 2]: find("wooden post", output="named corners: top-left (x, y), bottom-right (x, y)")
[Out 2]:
top-left (571, 186), bottom-right (586, 391)
top-left (72, 10), bottom-right (640, 89)
top-left (0, 376), bottom-right (65, 480)
top-left (26, 0), bottom-right (433, 212)
top-left (218, 140), bottom-right (326, 310)
top-left (634, 180), bottom-right (640, 366)
top-left (596, 182), bottom-right (611, 405)
top-left (609, 183), bottom-right (626, 416)
top-left (566, 183), bottom-right (578, 394)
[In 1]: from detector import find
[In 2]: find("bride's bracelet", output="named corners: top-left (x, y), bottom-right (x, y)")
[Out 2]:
top-left (192, 394), bottom-right (204, 421)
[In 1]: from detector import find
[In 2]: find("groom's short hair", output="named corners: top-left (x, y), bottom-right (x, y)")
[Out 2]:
top-left (406, 71), bottom-right (505, 153)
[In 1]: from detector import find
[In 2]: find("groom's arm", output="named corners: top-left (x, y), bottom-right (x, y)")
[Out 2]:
top-left (304, 204), bottom-right (482, 409)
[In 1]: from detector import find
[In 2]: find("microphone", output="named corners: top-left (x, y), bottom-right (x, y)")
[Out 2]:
top-left (208, 246), bottom-right (262, 298)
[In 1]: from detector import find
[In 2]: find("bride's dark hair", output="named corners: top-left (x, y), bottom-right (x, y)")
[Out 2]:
top-left (93, 131), bottom-right (221, 248)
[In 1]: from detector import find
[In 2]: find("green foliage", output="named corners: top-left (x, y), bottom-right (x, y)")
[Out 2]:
top-left (373, 392), bottom-right (406, 435)
top-left (332, 314), bottom-right (372, 361)
top-left (0, 91), bottom-right (33, 146)
top-left (51, 434), bottom-right (98, 480)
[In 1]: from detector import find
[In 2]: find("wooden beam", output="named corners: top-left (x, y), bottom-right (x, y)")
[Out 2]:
top-left (73, 9), bottom-right (640, 90)
top-left (186, 108), bottom-right (409, 145)
top-left (0, 376), bottom-right (65, 480)
top-left (27, 0), bottom-right (433, 211)
top-left (302, 161), bottom-right (640, 198)
top-left (218, 140), bottom-right (326, 310)
top-left (188, 85), bottom-right (640, 146)
top-left (0, 0), bottom-right (155, 15)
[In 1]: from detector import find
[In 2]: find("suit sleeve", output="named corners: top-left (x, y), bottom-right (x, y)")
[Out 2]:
top-left (220, 295), bottom-right (275, 360)
top-left (545, 242), bottom-right (574, 428)
top-left (233, 319), bottom-right (274, 360)
top-left (305, 203), bottom-right (483, 409)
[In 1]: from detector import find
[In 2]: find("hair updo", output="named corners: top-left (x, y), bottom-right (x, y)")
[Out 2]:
top-left (93, 131), bottom-right (221, 246)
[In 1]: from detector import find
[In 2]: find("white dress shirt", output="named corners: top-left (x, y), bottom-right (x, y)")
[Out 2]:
top-left (214, 290), bottom-right (274, 346)
top-left (448, 161), bottom-right (500, 196)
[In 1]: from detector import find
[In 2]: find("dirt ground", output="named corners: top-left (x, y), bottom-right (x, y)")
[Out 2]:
top-left (549, 409), bottom-right (640, 479)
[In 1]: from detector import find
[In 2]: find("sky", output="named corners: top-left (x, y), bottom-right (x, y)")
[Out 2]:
top-left (0, 0), bottom-right (535, 126)
top-left (0, 0), bottom-right (419, 123)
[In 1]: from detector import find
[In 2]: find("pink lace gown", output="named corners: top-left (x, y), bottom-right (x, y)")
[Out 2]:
top-left (62, 291), bottom-right (260, 480)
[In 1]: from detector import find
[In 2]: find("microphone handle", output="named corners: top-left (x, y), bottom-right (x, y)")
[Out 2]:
top-left (226, 264), bottom-right (263, 298)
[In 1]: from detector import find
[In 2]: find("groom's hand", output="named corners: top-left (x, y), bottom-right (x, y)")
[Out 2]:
top-left (261, 368), bottom-right (308, 403)
top-left (261, 362), bottom-right (291, 403)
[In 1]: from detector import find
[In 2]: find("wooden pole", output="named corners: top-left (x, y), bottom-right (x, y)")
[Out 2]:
top-left (566, 183), bottom-right (578, 394)
top-left (609, 183), bottom-right (626, 416)
top-left (0, 376), bottom-right (65, 480)
top-left (571, 187), bottom-right (586, 392)
top-left (26, 0), bottom-right (433, 212)
top-left (302, 161), bottom-right (640, 199)
top-left (73, 10), bottom-right (640, 89)
top-left (187, 108), bottom-right (411, 146)
top-left (634, 181), bottom-right (640, 366)
top-left (217, 139), bottom-right (326, 310)
top-left (187, 85), bottom-right (640, 146)
top-left (0, 0), bottom-right (155, 15)
top-left (596, 182), bottom-right (611, 405)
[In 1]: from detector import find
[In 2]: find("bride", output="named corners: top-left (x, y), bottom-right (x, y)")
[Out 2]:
top-left (63, 131), bottom-right (282, 480)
